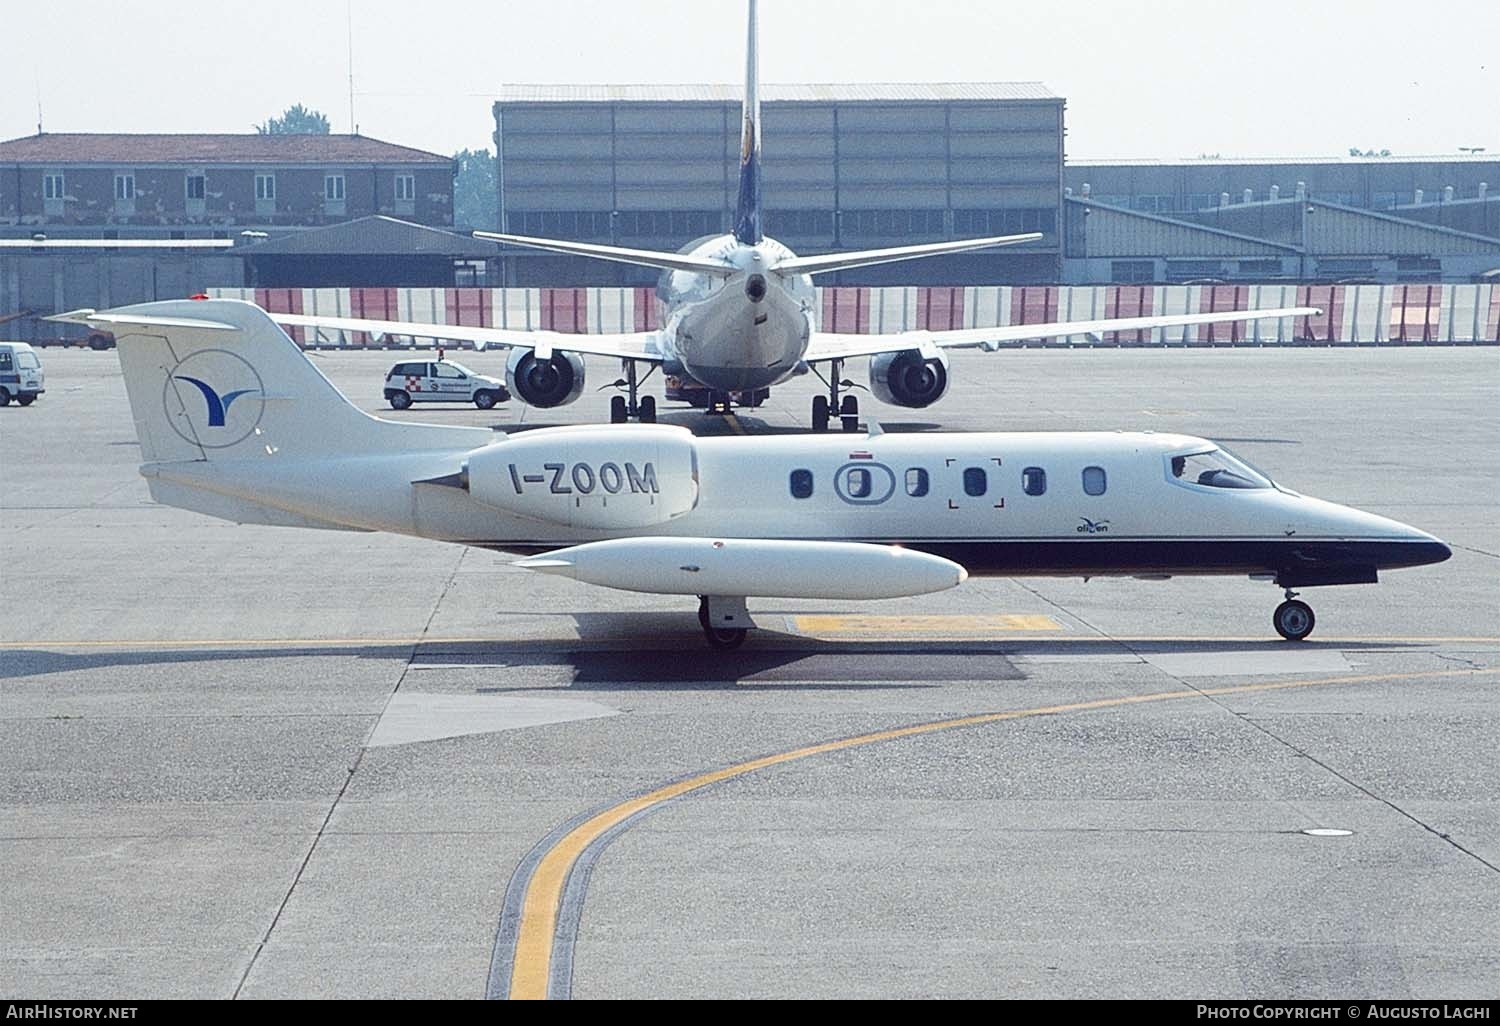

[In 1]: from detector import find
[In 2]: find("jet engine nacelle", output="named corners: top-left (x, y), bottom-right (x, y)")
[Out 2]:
top-left (506, 348), bottom-right (587, 409)
top-left (463, 425), bottom-right (700, 530)
top-left (869, 349), bottom-right (951, 409)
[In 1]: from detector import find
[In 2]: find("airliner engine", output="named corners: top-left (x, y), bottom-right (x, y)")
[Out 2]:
top-left (869, 349), bottom-right (951, 408)
top-left (459, 425), bottom-right (699, 529)
top-left (506, 348), bottom-right (588, 408)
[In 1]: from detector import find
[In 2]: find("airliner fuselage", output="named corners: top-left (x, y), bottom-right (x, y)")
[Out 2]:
top-left (657, 236), bottom-right (815, 393)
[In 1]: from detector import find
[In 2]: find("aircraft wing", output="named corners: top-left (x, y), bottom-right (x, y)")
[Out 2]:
top-left (267, 312), bottom-right (664, 363)
top-left (804, 305), bottom-right (1322, 362)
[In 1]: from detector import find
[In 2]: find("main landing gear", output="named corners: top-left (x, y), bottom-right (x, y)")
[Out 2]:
top-left (810, 359), bottom-right (862, 433)
top-left (698, 596), bottom-right (754, 651)
top-left (1273, 589), bottom-right (1316, 642)
top-left (608, 361), bottom-right (658, 425)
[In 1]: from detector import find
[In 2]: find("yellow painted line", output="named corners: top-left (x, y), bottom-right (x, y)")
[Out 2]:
top-left (506, 666), bottom-right (1500, 999)
top-left (725, 414), bottom-right (747, 436)
top-left (792, 614), bottom-right (1063, 636)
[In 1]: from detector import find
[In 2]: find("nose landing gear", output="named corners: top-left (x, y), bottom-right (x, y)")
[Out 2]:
top-left (1273, 590), bottom-right (1316, 642)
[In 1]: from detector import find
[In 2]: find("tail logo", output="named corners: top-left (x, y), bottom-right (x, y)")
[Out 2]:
top-left (162, 349), bottom-right (267, 449)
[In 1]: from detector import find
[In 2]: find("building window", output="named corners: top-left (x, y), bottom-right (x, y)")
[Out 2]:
top-left (115, 174), bottom-right (135, 201)
top-left (185, 175), bottom-right (206, 200)
top-left (963, 468), bottom-right (988, 498)
top-left (324, 175), bottom-right (346, 201)
top-left (789, 470), bottom-right (814, 500)
top-left (1022, 467), bottom-right (1047, 497)
top-left (43, 174), bottom-right (65, 200)
top-left (395, 175), bottom-right (415, 201)
top-left (255, 174), bottom-right (276, 201)
top-left (1083, 467), bottom-right (1108, 497)
top-left (1111, 261), bottom-right (1155, 284)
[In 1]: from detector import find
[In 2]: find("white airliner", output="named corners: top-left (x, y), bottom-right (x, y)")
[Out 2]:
top-left (59, 298), bottom-right (1449, 649)
top-left (266, 0), bottom-right (1318, 432)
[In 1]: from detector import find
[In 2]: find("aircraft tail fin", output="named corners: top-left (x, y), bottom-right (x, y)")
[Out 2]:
top-left (732, 0), bottom-right (763, 245)
top-left (73, 299), bottom-right (486, 464)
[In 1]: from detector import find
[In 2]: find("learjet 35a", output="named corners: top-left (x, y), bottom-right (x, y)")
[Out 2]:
top-left (60, 298), bottom-right (1449, 649)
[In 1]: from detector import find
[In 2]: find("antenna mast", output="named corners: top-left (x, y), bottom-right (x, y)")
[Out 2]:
top-left (347, 1), bottom-right (357, 134)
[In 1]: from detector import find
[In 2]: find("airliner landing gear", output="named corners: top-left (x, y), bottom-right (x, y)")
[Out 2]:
top-left (608, 361), bottom-right (658, 424)
top-left (698, 596), bottom-right (753, 650)
top-left (811, 359), bottom-right (861, 433)
top-left (1274, 590), bottom-right (1316, 642)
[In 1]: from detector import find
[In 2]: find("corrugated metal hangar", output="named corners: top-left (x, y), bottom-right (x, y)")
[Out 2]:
top-left (491, 84), bottom-right (1066, 287)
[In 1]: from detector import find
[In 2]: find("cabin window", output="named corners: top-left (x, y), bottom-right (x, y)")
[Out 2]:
top-left (905, 468), bottom-right (930, 498)
top-left (1083, 466), bottom-right (1108, 497)
top-left (963, 468), bottom-right (988, 497)
top-left (1023, 467), bottom-right (1047, 497)
top-left (790, 469), bottom-right (814, 500)
top-left (845, 468), bottom-right (874, 500)
top-left (1169, 449), bottom-right (1272, 490)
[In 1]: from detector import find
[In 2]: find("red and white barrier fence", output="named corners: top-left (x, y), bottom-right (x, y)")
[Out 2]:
top-left (211, 283), bottom-right (1500, 348)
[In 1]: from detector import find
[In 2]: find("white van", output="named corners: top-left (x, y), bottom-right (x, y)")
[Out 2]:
top-left (0, 342), bottom-right (45, 407)
top-left (383, 359), bottom-right (511, 410)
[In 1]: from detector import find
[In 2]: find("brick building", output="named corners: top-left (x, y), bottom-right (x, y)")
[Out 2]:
top-left (0, 133), bottom-right (455, 231)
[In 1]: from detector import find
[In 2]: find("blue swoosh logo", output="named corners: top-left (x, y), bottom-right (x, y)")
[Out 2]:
top-left (176, 377), bottom-right (257, 428)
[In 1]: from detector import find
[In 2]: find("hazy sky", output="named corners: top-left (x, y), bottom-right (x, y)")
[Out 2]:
top-left (5, 0), bottom-right (1496, 160)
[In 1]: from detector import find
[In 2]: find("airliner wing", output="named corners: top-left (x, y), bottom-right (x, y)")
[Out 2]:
top-left (473, 231), bottom-right (736, 277)
top-left (805, 306), bottom-right (1322, 362)
top-left (773, 233), bottom-right (1043, 277)
top-left (267, 312), bottom-right (664, 362)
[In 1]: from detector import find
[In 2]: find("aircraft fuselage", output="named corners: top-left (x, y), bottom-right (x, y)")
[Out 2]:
top-left (656, 235), bottom-right (816, 393)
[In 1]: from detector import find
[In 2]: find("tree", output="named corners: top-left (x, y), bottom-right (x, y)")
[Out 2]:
top-left (256, 104), bottom-right (332, 136)
top-left (453, 148), bottom-right (498, 230)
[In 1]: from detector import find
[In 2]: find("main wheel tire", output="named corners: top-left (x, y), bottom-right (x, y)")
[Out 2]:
top-left (389, 391), bottom-right (413, 410)
top-left (1274, 600), bottom-right (1316, 642)
top-left (610, 395), bottom-right (628, 424)
top-left (639, 395), bottom-right (657, 424)
top-left (17, 396), bottom-right (35, 406)
top-left (474, 391), bottom-right (498, 410)
top-left (0, 390), bottom-right (11, 407)
top-left (842, 414), bottom-right (860, 433)
top-left (841, 395), bottom-right (859, 416)
top-left (704, 627), bottom-right (748, 651)
top-left (812, 395), bottom-right (830, 433)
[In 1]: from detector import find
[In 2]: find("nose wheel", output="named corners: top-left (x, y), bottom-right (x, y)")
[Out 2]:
top-left (1273, 591), bottom-right (1316, 642)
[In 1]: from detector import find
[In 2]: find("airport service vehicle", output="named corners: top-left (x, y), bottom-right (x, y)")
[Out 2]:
top-left (261, 1), bottom-right (1318, 432)
top-left (59, 299), bottom-right (1450, 649)
top-left (384, 359), bottom-right (511, 411)
top-left (0, 342), bottom-right (45, 406)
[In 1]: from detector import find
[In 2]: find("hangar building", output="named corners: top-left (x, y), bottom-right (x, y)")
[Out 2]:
top-left (491, 84), bottom-right (1066, 287)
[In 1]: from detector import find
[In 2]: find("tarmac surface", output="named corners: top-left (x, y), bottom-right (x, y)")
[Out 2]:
top-left (2, 344), bottom-right (1497, 999)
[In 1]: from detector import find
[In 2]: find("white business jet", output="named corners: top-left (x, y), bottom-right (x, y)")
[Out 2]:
top-left (58, 298), bottom-right (1449, 649)
top-left (267, 0), bottom-right (1318, 432)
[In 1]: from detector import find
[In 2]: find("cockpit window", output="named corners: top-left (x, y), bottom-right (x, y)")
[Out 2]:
top-left (1170, 449), bottom-right (1272, 490)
